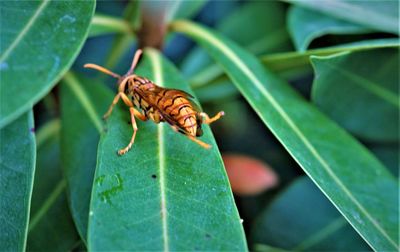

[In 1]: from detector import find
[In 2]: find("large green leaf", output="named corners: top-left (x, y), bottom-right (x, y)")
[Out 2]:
top-left (261, 38), bottom-right (400, 74)
top-left (288, 6), bottom-right (371, 52)
top-left (285, 0), bottom-right (399, 35)
top-left (61, 72), bottom-right (112, 242)
top-left (251, 177), bottom-right (370, 251)
top-left (0, 0), bottom-right (95, 128)
top-left (88, 48), bottom-right (246, 250)
top-left (0, 111), bottom-right (35, 251)
top-left (27, 120), bottom-right (79, 251)
top-left (311, 49), bottom-right (399, 142)
top-left (170, 20), bottom-right (399, 251)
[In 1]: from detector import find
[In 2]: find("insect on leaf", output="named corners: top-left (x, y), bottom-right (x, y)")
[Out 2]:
top-left (87, 48), bottom-right (247, 250)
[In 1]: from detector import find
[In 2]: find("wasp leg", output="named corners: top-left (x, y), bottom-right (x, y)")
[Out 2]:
top-left (131, 108), bottom-right (148, 121)
top-left (200, 111), bottom-right (225, 124)
top-left (187, 134), bottom-right (211, 149)
top-left (118, 107), bottom-right (140, 155)
top-left (104, 92), bottom-right (148, 122)
top-left (169, 126), bottom-right (211, 149)
top-left (119, 94), bottom-right (148, 121)
top-left (104, 92), bottom-right (131, 119)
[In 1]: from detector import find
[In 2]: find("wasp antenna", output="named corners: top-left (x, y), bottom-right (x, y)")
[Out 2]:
top-left (126, 49), bottom-right (143, 75)
top-left (84, 63), bottom-right (121, 79)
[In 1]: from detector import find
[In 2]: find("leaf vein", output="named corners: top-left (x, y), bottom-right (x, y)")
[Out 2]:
top-left (0, 0), bottom-right (50, 62)
top-left (174, 21), bottom-right (397, 250)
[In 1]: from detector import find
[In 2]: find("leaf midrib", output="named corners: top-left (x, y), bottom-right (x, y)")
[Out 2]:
top-left (171, 20), bottom-right (398, 250)
top-left (147, 48), bottom-right (169, 251)
top-left (28, 179), bottom-right (66, 232)
top-left (0, 0), bottom-right (49, 62)
top-left (294, 217), bottom-right (347, 250)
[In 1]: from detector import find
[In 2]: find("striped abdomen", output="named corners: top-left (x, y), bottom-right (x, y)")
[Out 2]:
top-left (157, 90), bottom-right (199, 136)
top-left (126, 76), bottom-right (202, 137)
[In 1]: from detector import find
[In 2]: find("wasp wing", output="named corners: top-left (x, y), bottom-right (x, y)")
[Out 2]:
top-left (133, 85), bottom-right (199, 134)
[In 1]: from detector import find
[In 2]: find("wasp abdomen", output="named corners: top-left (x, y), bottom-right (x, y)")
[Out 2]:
top-left (161, 95), bottom-right (198, 136)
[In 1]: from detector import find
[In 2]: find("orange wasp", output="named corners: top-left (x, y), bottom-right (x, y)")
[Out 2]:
top-left (84, 49), bottom-right (224, 155)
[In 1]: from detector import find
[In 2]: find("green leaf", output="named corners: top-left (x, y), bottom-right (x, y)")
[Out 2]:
top-left (262, 38), bottom-right (400, 75)
top-left (29, 120), bottom-right (62, 214)
top-left (251, 177), bottom-right (370, 251)
top-left (88, 48), bottom-right (246, 250)
top-left (89, 14), bottom-right (131, 37)
top-left (0, 0), bottom-right (95, 128)
top-left (170, 20), bottom-right (399, 251)
top-left (165, 0), bottom-right (207, 21)
top-left (182, 1), bottom-right (290, 86)
top-left (101, 0), bottom-right (139, 71)
top-left (196, 38), bottom-right (399, 88)
top-left (0, 111), bottom-right (35, 252)
top-left (288, 6), bottom-right (371, 52)
top-left (369, 144), bottom-right (399, 177)
top-left (311, 49), bottom-right (399, 142)
top-left (27, 120), bottom-right (79, 251)
top-left (61, 72), bottom-right (112, 242)
top-left (194, 78), bottom-right (238, 103)
top-left (285, 0), bottom-right (399, 35)
top-left (254, 244), bottom-right (290, 252)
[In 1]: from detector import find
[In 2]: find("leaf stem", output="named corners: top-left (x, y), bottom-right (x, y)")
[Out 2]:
top-left (262, 38), bottom-right (400, 72)
top-left (91, 14), bottom-right (132, 35)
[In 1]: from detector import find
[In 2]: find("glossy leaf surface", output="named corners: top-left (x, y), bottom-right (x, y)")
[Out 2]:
top-left (285, 0), bottom-right (399, 35)
top-left (0, 111), bottom-right (35, 251)
top-left (61, 72), bottom-right (112, 242)
top-left (0, 1), bottom-right (95, 128)
top-left (311, 49), bottom-right (399, 142)
top-left (88, 49), bottom-right (246, 250)
top-left (288, 6), bottom-right (371, 52)
top-left (171, 20), bottom-right (399, 251)
top-left (27, 120), bottom-right (79, 251)
top-left (252, 177), bottom-right (370, 251)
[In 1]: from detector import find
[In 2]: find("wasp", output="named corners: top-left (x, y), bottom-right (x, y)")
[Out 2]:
top-left (84, 49), bottom-right (224, 155)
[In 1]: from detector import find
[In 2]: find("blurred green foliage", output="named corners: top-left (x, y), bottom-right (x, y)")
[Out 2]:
top-left (1, 0), bottom-right (398, 251)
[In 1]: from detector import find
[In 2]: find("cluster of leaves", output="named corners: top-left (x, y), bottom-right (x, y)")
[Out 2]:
top-left (0, 0), bottom-right (398, 251)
